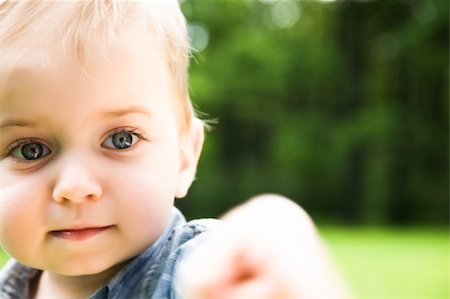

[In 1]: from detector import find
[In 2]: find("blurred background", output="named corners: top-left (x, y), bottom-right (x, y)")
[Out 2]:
top-left (176, 0), bottom-right (449, 298)
top-left (0, 0), bottom-right (447, 298)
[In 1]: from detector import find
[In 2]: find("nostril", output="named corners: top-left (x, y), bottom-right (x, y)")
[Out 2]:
top-left (52, 194), bottom-right (66, 204)
top-left (51, 158), bottom-right (102, 203)
top-left (52, 194), bottom-right (100, 204)
top-left (86, 193), bottom-right (100, 201)
top-left (52, 186), bottom-right (102, 204)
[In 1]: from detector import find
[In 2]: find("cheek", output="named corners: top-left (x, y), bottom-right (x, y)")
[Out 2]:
top-left (110, 148), bottom-right (181, 200)
top-left (0, 177), bottom-right (47, 257)
top-left (108, 164), bottom-right (177, 241)
top-left (115, 168), bottom-right (177, 215)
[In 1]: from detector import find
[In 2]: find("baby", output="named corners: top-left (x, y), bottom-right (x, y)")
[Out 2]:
top-left (0, 1), bottom-right (349, 299)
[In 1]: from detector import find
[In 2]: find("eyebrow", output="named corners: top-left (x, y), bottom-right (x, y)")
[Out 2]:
top-left (0, 107), bottom-right (151, 130)
top-left (101, 106), bottom-right (152, 118)
top-left (0, 119), bottom-right (37, 130)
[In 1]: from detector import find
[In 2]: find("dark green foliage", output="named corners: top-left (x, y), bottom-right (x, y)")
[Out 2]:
top-left (177, 0), bottom-right (449, 225)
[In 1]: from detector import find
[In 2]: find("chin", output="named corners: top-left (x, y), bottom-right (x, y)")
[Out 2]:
top-left (52, 258), bottom-right (125, 277)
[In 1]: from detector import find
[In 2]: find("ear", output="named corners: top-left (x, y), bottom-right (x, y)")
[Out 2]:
top-left (175, 118), bottom-right (205, 198)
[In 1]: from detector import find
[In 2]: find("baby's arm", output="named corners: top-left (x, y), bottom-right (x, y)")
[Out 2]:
top-left (180, 194), bottom-right (351, 299)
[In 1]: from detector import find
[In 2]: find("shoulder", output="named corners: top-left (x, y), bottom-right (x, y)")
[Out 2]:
top-left (0, 259), bottom-right (40, 299)
top-left (159, 208), bottom-right (223, 258)
top-left (162, 217), bottom-right (224, 276)
top-left (137, 213), bottom-right (223, 299)
top-left (167, 218), bottom-right (223, 299)
top-left (168, 218), bottom-right (223, 250)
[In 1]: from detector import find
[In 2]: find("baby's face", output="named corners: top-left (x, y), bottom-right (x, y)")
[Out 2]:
top-left (0, 38), bottom-right (190, 275)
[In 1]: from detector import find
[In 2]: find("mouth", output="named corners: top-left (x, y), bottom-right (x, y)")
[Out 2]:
top-left (49, 226), bottom-right (114, 241)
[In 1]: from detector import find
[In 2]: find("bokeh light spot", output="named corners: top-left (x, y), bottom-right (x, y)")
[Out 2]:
top-left (271, 1), bottom-right (301, 29)
top-left (188, 22), bottom-right (210, 53)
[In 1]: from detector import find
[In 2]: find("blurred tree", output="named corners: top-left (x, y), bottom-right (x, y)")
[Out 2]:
top-left (177, 0), bottom-right (449, 225)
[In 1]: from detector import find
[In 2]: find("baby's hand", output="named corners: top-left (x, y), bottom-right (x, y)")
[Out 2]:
top-left (179, 194), bottom-right (351, 299)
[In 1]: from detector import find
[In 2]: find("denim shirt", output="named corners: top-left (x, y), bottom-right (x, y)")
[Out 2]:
top-left (0, 208), bottom-right (221, 299)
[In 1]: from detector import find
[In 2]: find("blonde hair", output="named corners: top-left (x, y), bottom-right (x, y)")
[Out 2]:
top-left (0, 0), bottom-right (196, 127)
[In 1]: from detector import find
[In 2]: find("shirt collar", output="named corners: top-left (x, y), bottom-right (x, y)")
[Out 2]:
top-left (90, 208), bottom-right (186, 298)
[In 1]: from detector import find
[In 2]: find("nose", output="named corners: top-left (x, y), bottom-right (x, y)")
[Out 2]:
top-left (52, 157), bottom-right (102, 204)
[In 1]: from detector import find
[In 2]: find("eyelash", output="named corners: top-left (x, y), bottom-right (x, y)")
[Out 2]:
top-left (2, 138), bottom-right (50, 161)
top-left (102, 127), bottom-right (149, 150)
top-left (109, 127), bottom-right (148, 142)
top-left (1, 127), bottom-right (149, 161)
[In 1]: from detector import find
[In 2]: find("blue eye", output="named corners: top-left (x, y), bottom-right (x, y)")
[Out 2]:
top-left (11, 142), bottom-right (51, 160)
top-left (102, 130), bottom-right (142, 150)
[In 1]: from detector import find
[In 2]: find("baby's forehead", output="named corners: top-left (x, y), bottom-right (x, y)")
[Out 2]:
top-left (0, 32), bottom-right (167, 84)
top-left (0, 41), bottom-right (182, 132)
top-left (0, 0), bottom-right (193, 128)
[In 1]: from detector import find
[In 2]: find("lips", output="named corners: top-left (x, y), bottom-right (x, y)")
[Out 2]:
top-left (50, 226), bottom-right (113, 241)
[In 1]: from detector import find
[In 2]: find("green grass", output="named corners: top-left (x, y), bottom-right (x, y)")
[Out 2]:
top-left (0, 249), bottom-right (8, 267)
top-left (0, 227), bottom-right (448, 299)
top-left (319, 226), bottom-right (449, 299)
